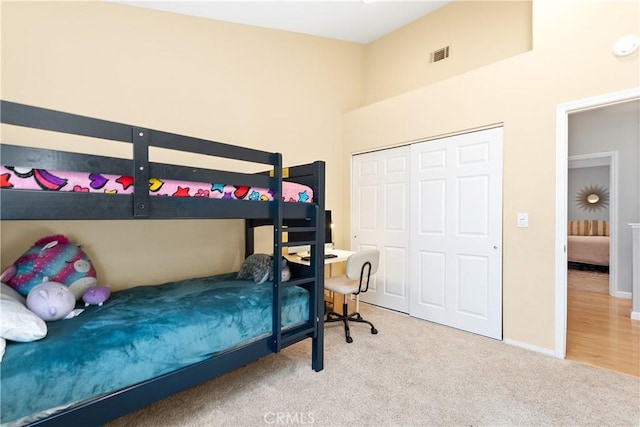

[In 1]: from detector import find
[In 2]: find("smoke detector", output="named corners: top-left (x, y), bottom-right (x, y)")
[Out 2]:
top-left (612, 35), bottom-right (639, 57)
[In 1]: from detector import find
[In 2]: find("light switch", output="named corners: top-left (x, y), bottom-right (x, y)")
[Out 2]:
top-left (517, 212), bottom-right (529, 228)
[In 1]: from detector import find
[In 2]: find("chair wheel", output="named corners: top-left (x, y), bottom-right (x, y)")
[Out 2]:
top-left (346, 336), bottom-right (353, 343)
top-left (371, 328), bottom-right (378, 335)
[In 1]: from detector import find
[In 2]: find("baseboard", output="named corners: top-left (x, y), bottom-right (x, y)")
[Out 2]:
top-left (631, 311), bottom-right (640, 321)
top-left (504, 338), bottom-right (558, 358)
top-left (614, 291), bottom-right (632, 299)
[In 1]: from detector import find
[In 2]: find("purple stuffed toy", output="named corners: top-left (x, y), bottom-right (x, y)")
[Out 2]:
top-left (82, 285), bottom-right (111, 307)
top-left (26, 281), bottom-right (76, 321)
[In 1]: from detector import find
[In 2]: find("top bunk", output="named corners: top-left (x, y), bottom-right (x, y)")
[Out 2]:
top-left (0, 100), bottom-right (325, 222)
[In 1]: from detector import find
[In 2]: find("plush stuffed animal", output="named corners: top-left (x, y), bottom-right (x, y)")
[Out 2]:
top-left (237, 254), bottom-right (291, 284)
top-left (2, 235), bottom-right (97, 299)
top-left (26, 281), bottom-right (77, 321)
top-left (82, 285), bottom-right (111, 307)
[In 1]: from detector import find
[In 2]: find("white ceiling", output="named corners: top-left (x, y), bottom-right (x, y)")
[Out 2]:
top-left (111, 1), bottom-right (453, 44)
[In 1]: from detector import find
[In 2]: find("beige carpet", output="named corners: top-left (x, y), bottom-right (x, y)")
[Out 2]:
top-left (568, 268), bottom-right (609, 294)
top-left (107, 304), bottom-right (640, 426)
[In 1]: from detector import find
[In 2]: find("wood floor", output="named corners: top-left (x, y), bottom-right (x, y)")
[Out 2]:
top-left (566, 268), bottom-right (640, 377)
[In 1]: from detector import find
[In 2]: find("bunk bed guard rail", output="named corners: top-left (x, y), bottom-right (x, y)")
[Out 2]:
top-left (0, 100), bottom-right (289, 220)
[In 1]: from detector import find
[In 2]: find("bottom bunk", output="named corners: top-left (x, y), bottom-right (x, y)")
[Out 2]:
top-left (1, 270), bottom-right (318, 426)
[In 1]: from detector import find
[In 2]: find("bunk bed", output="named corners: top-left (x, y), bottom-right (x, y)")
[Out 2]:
top-left (0, 100), bottom-right (326, 426)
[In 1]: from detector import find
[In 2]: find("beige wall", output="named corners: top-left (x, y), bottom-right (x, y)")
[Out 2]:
top-left (1, 0), bottom-right (638, 353)
top-left (0, 1), bottom-right (364, 289)
top-left (343, 0), bottom-right (639, 351)
top-left (364, 1), bottom-right (532, 104)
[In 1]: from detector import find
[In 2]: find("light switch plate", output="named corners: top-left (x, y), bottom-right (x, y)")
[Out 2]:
top-left (517, 212), bottom-right (528, 228)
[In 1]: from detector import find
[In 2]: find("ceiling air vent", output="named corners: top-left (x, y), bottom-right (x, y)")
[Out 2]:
top-left (431, 46), bottom-right (450, 63)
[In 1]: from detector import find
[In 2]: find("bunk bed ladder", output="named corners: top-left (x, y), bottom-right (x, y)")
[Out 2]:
top-left (270, 154), bottom-right (284, 353)
top-left (243, 160), bottom-right (325, 371)
top-left (281, 206), bottom-right (324, 349)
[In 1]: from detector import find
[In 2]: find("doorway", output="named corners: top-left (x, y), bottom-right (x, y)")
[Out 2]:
top-left (555, 87), bottom-right (640, 360)
top-left (567, 153), bottom-right (616, 296)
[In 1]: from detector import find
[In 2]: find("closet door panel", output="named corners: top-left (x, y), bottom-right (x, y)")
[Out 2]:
top-left (352, 146), bottom-right (410, 313)
top-left (384, 246), bottom-right (408, 297)
top-left (418, 250), bottom-right (446, 308)
top-left (419, 179), bottom-right (446, 234)
top-left (410, 128), bottom-right (503, 340)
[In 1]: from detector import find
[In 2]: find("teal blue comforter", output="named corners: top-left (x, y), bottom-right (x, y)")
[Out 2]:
top-left (0, 273), bottom-right (309, 425)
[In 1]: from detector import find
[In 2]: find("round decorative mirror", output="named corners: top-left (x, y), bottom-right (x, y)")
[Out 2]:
top-left (587, 194), bottom-right (600, 204)
top-left (575, 185), bottom-right (609, 212)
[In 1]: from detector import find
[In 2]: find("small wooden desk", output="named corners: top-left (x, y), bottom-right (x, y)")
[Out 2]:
top-left (285, 249), bottom-right (356, 310)
top-left (284, 249), bottom-right (354, 267)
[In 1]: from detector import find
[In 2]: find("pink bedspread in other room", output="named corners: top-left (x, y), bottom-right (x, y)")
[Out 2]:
top-left (567, 235), bottom-right (610, 266)
top-left (0, 166), bottom-right (313, 203)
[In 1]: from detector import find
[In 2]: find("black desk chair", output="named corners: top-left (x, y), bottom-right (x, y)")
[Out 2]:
top-left (324, 249), bottom-right (379, 343)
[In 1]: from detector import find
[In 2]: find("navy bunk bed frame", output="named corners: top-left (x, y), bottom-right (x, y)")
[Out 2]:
top-left (0, 100), bottom-right (326, 426)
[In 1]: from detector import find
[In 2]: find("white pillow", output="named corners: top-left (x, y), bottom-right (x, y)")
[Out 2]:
top-left (0, 283), bottom-right (47, 342)
top-left (1, 282), bottom-right (25, 305)
top-left (0, 337), bottom-right (5, 362)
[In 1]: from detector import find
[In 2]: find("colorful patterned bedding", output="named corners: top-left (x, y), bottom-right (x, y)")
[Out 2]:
top-left (0, 166), bottom-right (313, 203)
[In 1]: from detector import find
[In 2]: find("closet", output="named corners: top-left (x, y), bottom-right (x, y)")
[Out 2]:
top-left (351, 128), bottom-right (503, 339)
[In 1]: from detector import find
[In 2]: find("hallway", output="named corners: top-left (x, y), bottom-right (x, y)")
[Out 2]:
top-left (566, 268), bottom-right (639, 377)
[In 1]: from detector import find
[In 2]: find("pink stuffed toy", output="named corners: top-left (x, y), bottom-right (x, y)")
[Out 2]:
top-left (2, 235), bottom-right (97, 299)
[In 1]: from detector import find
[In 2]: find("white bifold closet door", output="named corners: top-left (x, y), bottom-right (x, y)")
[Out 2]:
top-left (351, 127), bottom-right (503, 340)
top-left (351, 145), bottom-right (411, 313)
top-left (410, 128), bottom-right (503, 340)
